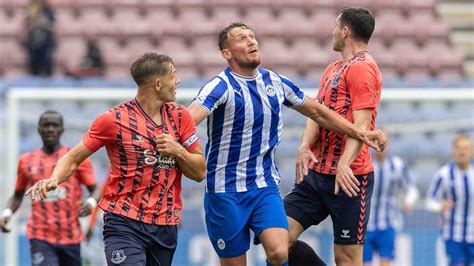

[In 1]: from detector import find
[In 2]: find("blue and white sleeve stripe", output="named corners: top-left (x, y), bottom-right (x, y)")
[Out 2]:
top-left (193, 77), bottom-right (228, 113)
top-left (279, 74), bottom-right (305, 107)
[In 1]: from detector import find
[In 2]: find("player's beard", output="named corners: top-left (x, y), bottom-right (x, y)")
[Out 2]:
top-left (167, 93), bottom-right (176, 102)
top-left (333, 36), bottom-right (344, 52)
top-left (166, 88), bottom-right (176, 102)
top-left (236, 57), bottom-right (261, 70)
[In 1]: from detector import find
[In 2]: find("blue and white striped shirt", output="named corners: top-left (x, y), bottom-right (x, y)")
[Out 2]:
top-left (368, 155), bottom-right (418, 231)
top-left (193, 67), bottom-right (305, 193)
top-left (426, 162), bottom-right (474, 243)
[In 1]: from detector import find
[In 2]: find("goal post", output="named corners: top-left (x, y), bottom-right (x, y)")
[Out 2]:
top-left (3, 87), bottom-right (473, 265)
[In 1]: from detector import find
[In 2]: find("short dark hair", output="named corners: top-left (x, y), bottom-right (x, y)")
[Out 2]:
top-left (218, 22), bottom-right (250, 50)
top-left (39, 110), bottom-right (63, 126)
top-left (130, 53), bottom-right (174, 86)
top-left (339, 6), bottom-right (375, 44)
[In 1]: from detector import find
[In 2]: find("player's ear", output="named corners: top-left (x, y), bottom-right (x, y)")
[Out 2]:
top-left (221, 48), bottom-right (232, 60)
top-left (342, 26), bottom-right (350, 39)
top-left (154, 78), bottom-right (161, 92)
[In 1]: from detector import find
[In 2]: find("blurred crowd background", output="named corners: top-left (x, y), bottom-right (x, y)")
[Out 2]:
top-left (0, 0), bottom-right (472, 265)
top-left (0, 0), bottom-right (473, 86)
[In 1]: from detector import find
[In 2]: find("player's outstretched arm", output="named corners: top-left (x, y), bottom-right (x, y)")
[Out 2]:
top-left (26, 141), bottom-right (95, 200)
top-left (188, 103), bottom-right (210, 126)
top-left (295, 118), bottom-right (319, 184)
top-left (0, 190), bottom-right (25, 233)
top-left (155, 134), bottom-right (206, 182)
top-left (293, 96), bottom-right (386, 152)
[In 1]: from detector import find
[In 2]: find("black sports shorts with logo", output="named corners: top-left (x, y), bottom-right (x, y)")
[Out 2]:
top-left (30, 239), bottom-right (80, 266)
top-left (284, 169), bottom-right (374, 245)
top-left (103, 212), bottom-right (177, 266)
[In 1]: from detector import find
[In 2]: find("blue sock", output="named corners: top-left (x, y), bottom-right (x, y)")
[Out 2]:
top-left (266, 260), bottom-right (288, 266)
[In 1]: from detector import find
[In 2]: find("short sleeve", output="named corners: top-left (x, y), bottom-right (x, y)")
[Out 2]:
top-left (75, 158), bottom-right (97, 186)
top-left (279, 75), bottom-right (305, 107)
top-left (192, 77), bottom-right (228, 113)
top-left (82, 111), bottom-right (117, 152)
top-left (346, 63), bottom-right (379, 110)
top-left (178, 108), bottom-right (201, 152)
top-left (15, 156), bottom-right (29, 191)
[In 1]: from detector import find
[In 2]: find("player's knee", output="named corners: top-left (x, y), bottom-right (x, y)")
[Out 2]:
top-left (266, 246), bottom-right (288, 265)
top-left (334, 255), bottom-right (352, 266)
top-left (288, 229), bottom-right (302, 252)
top-left (288, 238), bottom-right (297, 251)
top-left (334, 250), bottom-right (354, 266)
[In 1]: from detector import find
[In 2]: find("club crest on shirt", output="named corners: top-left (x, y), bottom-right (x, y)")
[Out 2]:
top-left (32, 251), bottom-right (44, 265)
top-left (29, 166), bottom-right (37, 175)
top-left (331, 74), bottom-right (340, 88)
top-left (111, 249), bottom-right (126, 264)
top-left (265, 84), bottom-right (276, 97)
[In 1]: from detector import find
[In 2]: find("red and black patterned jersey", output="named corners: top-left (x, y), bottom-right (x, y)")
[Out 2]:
top-left (310, 51), bottom-right (382, 175)
top-left (15, 145), bottom-right (96, 244)
top-left (82, 99), bottom-right (200, 225)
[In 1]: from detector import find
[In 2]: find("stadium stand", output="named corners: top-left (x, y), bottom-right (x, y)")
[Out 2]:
top-left (0, 0), bottom-right (469, 84)
top-left (438, 0), bottom-right (474, 79)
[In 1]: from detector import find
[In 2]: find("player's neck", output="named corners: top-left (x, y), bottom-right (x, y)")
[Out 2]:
top-left (456, 162), bottom-right (470, 171)
top-left (135, 93), bottom-right (163, 124)
top-left (42, 143), bottom-right (61, 154)
top-left (229, 64), bottom-right (257, 78)
top-left (341, 42), bottom-right (368, 60)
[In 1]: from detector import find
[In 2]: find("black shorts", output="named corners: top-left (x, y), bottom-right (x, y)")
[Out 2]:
top-left (284, 170), bottom-right (374, 245)
top-left (103, 212), bottom-right (178, 266)
top-left (30, 239), bottom-right (81, 266)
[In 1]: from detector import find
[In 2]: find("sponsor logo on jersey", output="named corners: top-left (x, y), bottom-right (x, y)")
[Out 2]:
top-left (143, 150), bottom-right (177, 169)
